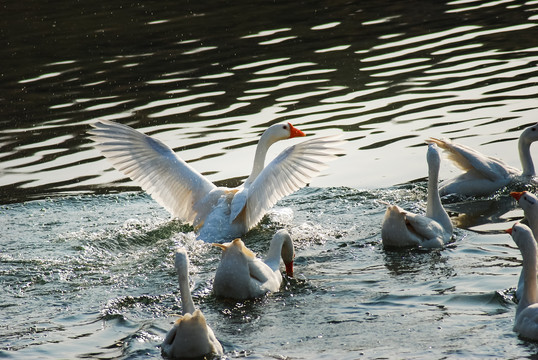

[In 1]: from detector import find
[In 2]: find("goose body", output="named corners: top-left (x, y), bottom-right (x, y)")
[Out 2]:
top-left (426, 122), bottom-right (538, 197)
top-left (89, 120), bottom-right (343, 242)
top-left (212, 229), bottom-right (294, 300)
top-left (510, 191), bottom-right (538, 301)
top-left (161, 249), bottom-right (223, 358)
top-left (381, 143), bottom-right (453, 248)
top-left (507, 223), bottom-right (538, 341)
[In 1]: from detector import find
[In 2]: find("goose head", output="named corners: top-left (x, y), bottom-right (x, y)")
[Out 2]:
top-left (262, 123), bottom-right (306, 144)
top-left (520, 122), bottom-right (538, 146)
top-left (506, 222), bottom-right (536, 253)
top-left (511, 191), bottom-right (537, 213)
top-left (271, 229), bottom-right (295, 277)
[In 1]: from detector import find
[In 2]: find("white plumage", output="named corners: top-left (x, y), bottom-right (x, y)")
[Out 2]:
top-left (89, 120), bottom-right (343, 242)
top-left (161, 249), bottom-right (223, 358)
top-left (426, 122), bottom-right (538, 197)
top-left (212, 229), bottom-right (294, 300)
top-left (381, 143), bottom-right (453, 248)
top-left (507, 223), bottom-right (538, 341)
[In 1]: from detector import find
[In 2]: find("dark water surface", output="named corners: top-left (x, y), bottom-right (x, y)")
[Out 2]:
top-left (2, 0), bottom-right (538, 358)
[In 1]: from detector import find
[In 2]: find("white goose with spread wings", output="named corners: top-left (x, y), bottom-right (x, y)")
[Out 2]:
top-left (89, 120), bottom-right (343, 242)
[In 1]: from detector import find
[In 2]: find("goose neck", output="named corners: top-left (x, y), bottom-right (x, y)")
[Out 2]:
top-left (519, 136), bottom-right (535, 176)
top-left (245, 131), bottom-right (276, 185)
top-left (178, 272), bottom-right (196, 315)
top-left (265, 232), bottom-right (293, 272)
top-left (426, 164), bottom-right (452, 233)
top-left (522, 239), bottom-right (538, 306)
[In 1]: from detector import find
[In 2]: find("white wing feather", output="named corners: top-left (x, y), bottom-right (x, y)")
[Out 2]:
top-left (242, 135), bottom-right (344, 229)
top-left (426, 137), bottom-right (517, 181)
top-left (88, 120), bottom-right (216, 222)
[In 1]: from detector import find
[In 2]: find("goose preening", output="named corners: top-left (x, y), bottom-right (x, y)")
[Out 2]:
top-left (381, 143), bottom-right (453, 248)
top-left (212, 229), bottom-right (294, 300)
top-left (507, 223), bottom-right (538, 341)
top-left (426, 122), bottom-right (538, 197)
top-left (510, 191), bottom-right (538, 301)
top-left (161, 249), bottom-right (223, 358)
top-left (89, 120), bottom-right (344, 242)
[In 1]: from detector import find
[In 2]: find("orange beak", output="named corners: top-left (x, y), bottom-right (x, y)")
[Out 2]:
top-left (510, 191), bottom-right (525, 201)
top-left (285, 261), bottom-right (294, 277)
top-left (288, 123), bottom-right (305, 138)
top-left (505, 228), bottom-right (513, 235)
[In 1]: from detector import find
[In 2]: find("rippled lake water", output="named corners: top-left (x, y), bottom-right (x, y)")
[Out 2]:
top-left (2, 0), bottom-right (538, 358)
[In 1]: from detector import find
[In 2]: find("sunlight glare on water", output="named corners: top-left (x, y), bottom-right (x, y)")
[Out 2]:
top-left (1, 0), bottom-right (538, 358)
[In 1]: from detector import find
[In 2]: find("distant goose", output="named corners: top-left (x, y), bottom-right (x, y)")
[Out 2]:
top-left (506, 223), bottom-right (538, 341)
top-left (426, 122), bottom-right (538, 197)
top-left (89, 120), bottom-right (343, 242)
top-left (161, 249), bottom-right (223, 358)
top-left (381, 143), bottom-right (453, 248)
top-left (510, 191), bottom-right (538, 301)
top-left (212, 229), bottom-right (294, 300)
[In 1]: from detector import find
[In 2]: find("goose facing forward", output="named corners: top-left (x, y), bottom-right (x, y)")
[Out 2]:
top-left (161, 249), bottom-right (223, 358)
top-left (212, 229), bottom-right (294, 300)
top-left (426, 122), bottom-right (538, 197)
top-left (507, 223), bottom-right (538, 341)
top-left (381, 143), bottom-right (453, 248)
top-left (89, 120), bottom-right (343, 242)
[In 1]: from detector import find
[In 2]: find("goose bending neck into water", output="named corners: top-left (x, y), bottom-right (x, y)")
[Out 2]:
top-left (212, 229), bottom-right (294, 300)
top-left (381, 143), bottom-right (453, 248)
top-left (161, 249), bottom-right (223, 358)
top-left (89, 120), bottom-right (343, 242)
top-left (507, 223), bottom-right (538, 341)
top-left (426, 122), bottom-right (538, 197)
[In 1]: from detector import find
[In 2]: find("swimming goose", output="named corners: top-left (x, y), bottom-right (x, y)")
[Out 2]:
top-left (161, 249), bottom-right (223, 358)
top-left (426, 122), bottom-right (538, 197)
top-left (511, 191), bottom-right (538, 235)
top-left (89, 120), bottom-right (343, 242)
top-left (212, 229), bottom-right (294, 300)
top-left (507, 223), bottom-right (538, 341)
top-left (510, 191), bottom-right (538, 301)
top-left (381, 143), bottom-right (453, 248)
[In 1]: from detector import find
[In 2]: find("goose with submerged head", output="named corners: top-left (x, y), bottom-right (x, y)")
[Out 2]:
top-left (89, 120), bottom-right (343, 242)
top-left (426, 122), bottom-right (538, 197)
top-left (506, 223), bottom-right (538, 341)
top-left (381, 143), bottom-right (453, 248)
top-left (161, 249), bottom-right (223, 358)
top-left (510, 191), bottom-right (538, 301)
top-left (212, 229), bottom-right (294, 300)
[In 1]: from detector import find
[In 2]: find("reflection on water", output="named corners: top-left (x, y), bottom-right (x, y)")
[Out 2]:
top-left (1, 0), bottom-right (537, 203)
top-left (2, 0), bottom-right (538, 358)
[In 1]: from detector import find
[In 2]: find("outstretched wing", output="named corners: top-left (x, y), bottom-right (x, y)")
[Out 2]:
top-left (88, 120), bottom-right (216, 221)
top-left (426, 137), bottom-right (516, 181)
top-left (240, 135), bottom-right (345, 229)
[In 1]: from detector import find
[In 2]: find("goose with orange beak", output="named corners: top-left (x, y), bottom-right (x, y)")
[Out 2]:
top-left (89, 121), bottom-right (343, 242)
top-left (510, 191), bottom-right (538, 301)
top-left (506, 223), bottom-right (538, 341)
top-left (212, 229), bottom-right (294, 300)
